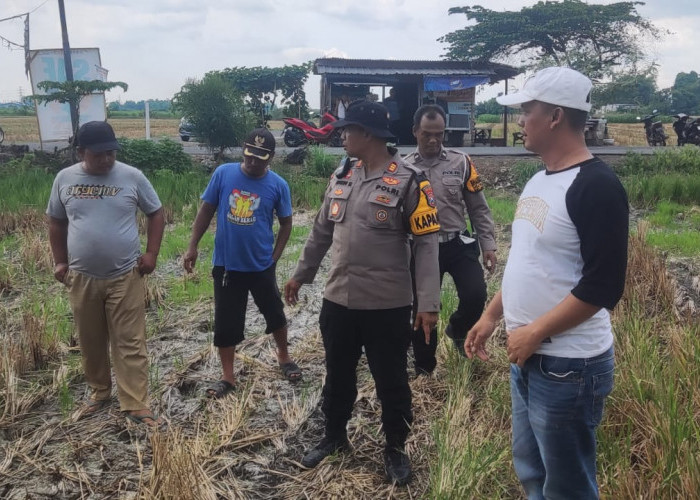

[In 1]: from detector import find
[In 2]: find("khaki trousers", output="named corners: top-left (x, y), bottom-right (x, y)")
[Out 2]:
top-left (65, 267), bottom-right (149, 411)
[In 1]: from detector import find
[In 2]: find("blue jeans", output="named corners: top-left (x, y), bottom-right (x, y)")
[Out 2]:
top-left (510, 346), bottom-right (614, 500)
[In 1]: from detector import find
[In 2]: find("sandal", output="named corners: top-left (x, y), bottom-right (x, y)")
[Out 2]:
top-left (279, 361), bottom-right (302, 382)
top-left (125, 411), bottom-right (164, 428)
top-left (81, 398), bottom-right (110, 416)
top-left (205, 380), bottom-right (236, 399)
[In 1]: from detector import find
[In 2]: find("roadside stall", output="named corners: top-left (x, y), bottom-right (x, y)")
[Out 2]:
top-left (314, 58), bottom-right (518, 146)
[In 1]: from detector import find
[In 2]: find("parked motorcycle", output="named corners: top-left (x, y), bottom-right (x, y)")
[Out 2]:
top-left (673, 113), bottom-right (700, 146)
top-left (281, 112), bottom-right (343, 147)
top-left (638, 110), bottom-right (668, 147)
top-left (672, 113), bottom-right (689, 145)
top-left (685, 117), bottom-right (700, 146)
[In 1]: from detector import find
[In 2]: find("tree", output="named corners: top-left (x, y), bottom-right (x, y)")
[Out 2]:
top-left (593, 66), bottom-right (658, 107)
top-left (207, 63), bottom-right (312, 125)
top-left (172, 74), bottom-right (255, 158)
top-left (671, 71), bottom-right (700, 114)
top-left (475, 98), bottom-right (503, 116)
top-left (440, 1), bottom-right (662, 79)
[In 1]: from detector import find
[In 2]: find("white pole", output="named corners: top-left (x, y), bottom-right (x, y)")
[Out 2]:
top-left (145, 100), bottom-right (151, 139)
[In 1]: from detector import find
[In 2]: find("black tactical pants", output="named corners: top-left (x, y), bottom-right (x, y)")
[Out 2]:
top-left (411, 235), bottom-right (487, 374)
top-left (319, 299), bottom-right (413, 449)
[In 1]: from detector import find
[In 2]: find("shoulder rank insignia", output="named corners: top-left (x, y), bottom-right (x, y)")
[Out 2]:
top-left (387, 162), bottom-right (398, 173)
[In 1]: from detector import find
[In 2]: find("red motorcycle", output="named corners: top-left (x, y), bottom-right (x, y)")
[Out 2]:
top-left (281, 112), bottom-right (343, 147)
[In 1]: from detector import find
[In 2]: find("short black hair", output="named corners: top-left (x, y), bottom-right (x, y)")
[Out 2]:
top-left (413, 104), bottom-right (446, 129)
top-left (542, 102), bottom-right (589, 131)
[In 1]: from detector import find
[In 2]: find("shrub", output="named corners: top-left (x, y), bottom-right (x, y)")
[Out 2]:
top-left (306, 146), bottom-right (340, 178)
top-left (172, 74), bottom-right (255, 157)
top-left (117, 138), bottom-right (193, 173)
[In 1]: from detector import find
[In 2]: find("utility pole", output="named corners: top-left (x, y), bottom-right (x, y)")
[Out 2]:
top-left (58, 0), bottom-right (78, 138)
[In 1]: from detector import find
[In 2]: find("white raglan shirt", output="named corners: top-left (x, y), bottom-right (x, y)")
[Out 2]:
top-left (502, 158), bottom-right (629, 358)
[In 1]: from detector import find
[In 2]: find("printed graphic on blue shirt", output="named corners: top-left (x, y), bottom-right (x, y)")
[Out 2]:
top-left (228, 189), bottom-right (261, 225)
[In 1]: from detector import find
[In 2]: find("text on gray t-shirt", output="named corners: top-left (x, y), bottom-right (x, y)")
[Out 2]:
top-left (46, 161), bottom-right (162, 278)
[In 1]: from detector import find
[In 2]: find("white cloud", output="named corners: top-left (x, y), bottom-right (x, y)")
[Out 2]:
top-left (0, 0), bottom-right (698, 106)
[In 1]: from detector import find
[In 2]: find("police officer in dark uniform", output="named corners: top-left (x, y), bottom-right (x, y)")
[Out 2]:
top-left (284, 100), bottom-right (440, 486)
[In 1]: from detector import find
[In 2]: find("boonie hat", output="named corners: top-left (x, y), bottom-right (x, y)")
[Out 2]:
top-left (497, 67), bottom-right (593, 112)
top-left (76, 121), bottom-right (120, 152)
top-left (332, 100), bottom-right (395, 139)
top-left (243, 128), bottom-right (276, 161)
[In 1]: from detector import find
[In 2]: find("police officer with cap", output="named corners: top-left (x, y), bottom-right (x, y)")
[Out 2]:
top-left (284, 100), bottom-right (440, 485)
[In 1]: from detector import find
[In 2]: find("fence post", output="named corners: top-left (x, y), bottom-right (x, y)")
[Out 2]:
top-left (145, 100), bottom-right (151, 139)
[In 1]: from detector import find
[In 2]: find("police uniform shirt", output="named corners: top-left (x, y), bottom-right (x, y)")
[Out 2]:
top-left (292, 151), bottom-right (441, 311)
top-left (405, 148), bottom-right (496, 252)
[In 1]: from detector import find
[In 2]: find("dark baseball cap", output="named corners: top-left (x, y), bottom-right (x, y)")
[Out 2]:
top-left (331, 100), bottom-right (395, 139)
top-left (76, 121), bottom-right (120, 152)
top-left (243, 128), bottom-right (276, 161)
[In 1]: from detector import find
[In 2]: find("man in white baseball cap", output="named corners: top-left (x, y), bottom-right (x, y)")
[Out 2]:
top-left (496, 66), bottom-right (593, 112)
top-left (465, 67), bottom-right (629, 499)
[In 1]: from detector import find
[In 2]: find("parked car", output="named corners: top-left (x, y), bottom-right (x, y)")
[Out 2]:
top-left (179, 117), bottom-right (194, 141)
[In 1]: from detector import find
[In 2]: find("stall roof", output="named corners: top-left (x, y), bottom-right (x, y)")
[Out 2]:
top-left (314, 58), bottom-right (519, 83)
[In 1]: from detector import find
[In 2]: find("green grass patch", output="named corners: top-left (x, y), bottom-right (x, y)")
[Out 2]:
top-left (511, 160), bottom-right (543, 191)
top-left (486, 190), bottom-right (518, 225)
top-left (0, 162), bottom-right (54, 213)
top-left (624, 174), bottom-right (700, 207)
top-left (307, 145), bottom-right (341, 178)
top-left (619, 146), bottom-right (700, 177)
top-left (147, 169), bottom-right (209, 220)
top-left (645, 201), bottom-right (700, 229)
top-left (645, 231), bottom-right (700, 256)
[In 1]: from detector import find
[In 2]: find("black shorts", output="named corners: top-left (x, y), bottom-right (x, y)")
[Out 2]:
top-left (212, 264), bottom-right (287, 347)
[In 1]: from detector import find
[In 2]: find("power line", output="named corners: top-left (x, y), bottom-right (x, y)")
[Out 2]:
top-left (0, 0), bottom-right (48, 22)
top-left (29, 0), bottom-right (50, 14)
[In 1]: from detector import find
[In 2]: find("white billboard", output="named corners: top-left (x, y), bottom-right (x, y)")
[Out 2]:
top-left (28, 48), bottom-right (107, 143)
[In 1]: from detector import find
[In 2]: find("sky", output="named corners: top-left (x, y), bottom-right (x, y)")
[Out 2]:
top-left (0, 0), bottom-right (699, 108)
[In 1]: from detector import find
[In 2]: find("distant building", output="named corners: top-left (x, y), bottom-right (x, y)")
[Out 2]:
top-left (599, 103), bottom-right (638, 113)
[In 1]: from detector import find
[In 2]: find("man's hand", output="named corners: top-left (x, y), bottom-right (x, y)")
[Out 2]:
top-left (414, 312), bottom-right (438, 344)
top-left (183, 247), bottom-right (198, 273)
top-left (483, 250), bottom-right (497, 272)
top-left (54, 263), bottom-right (69, 283)
top-left (506, 324), bottom-right (542, 367)
top-left (284, 279), bottom-right (302, 306)
top-left (138, 251), bottom-right (157, 276)
top-left (465, 315), bottom-right (497, 361)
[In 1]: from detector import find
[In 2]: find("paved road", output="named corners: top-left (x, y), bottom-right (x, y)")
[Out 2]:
top-left (13, 141), bottom-right (657, 157)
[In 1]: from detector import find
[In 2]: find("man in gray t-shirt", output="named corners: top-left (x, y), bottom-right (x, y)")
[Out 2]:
top-left (47, 121), bottom-right (165, 427)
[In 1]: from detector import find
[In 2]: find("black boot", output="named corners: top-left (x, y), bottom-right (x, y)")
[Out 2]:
top-left (301, 435), bottom-right (350, 468)
top-left (445, 323), bottom-right (467, 358)
top-left (384, 447), bottom-right (412, 485)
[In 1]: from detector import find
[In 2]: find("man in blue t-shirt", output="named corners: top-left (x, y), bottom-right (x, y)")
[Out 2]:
top-left (184, 128), bottom-right (299, 398)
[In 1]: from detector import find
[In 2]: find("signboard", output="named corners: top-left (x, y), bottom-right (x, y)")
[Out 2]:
top-left (28, 48), bottom-right (106, 143)
top-left (423, 75), bottom-right (489, 91)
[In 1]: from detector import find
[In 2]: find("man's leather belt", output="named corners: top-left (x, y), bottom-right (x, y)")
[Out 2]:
top-left (438, 232), bottom-right (460, 243)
